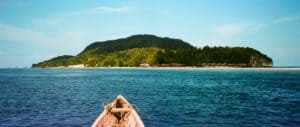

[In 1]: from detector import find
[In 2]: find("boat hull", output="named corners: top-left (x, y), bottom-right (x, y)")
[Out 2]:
top-left (92, 95), bottom-right (144, 127)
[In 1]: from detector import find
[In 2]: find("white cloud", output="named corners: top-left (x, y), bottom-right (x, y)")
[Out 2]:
top-left (59, 29), bottom-right (87, 42)
top-left (68, 6), bottom-right (132, 16)
top-left (273, 47), bottom-right (300, 57)
top-left (160, 9), bottom-right (169, 16)
top-left (215, 24), bottom-right (249, 38)
top-left (271, 47), bottom-right (300, 66)
top-left (0, 23), bottom-right (86, 48)
top-left (89, 6), bottom-right (131, 13)
top-left (33, 5), bottom-right (132, 26)
top-left (274, 16), bottom-right (298, 24)
top-left (34, 18), bottom-right (65, 25)
top-left (0, 23), bottom-right (58, 45)
top-left (0, 22), bottom-right (97, 57)
top-left (215, 16), bottom-right (299, 38)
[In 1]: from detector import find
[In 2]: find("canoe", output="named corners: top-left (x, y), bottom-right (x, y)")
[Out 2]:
top-left (92, 95), bottom-right (145, 127)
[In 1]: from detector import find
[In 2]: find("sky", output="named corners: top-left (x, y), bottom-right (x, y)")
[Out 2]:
top-left (0, 0), bottom-right (300, 68)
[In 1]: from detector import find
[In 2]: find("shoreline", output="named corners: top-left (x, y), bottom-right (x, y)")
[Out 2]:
top-left (28, 66), bottom-right (300, 70)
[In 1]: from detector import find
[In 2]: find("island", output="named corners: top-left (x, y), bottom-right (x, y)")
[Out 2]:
top-left (32, 34), bottom-right (273, 68)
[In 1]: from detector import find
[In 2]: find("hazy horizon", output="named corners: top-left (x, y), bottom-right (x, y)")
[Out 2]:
top-left (1, 0), bottom-right (300, 68)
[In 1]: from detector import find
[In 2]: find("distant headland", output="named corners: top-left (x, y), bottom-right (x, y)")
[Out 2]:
top-left (32, 34), bottom-right (273, 68)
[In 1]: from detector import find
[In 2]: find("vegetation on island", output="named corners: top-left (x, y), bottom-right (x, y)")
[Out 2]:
top-left (32, 34), bottom-right (273, 68)
top-left (32, 55), bottom-right (74, 68)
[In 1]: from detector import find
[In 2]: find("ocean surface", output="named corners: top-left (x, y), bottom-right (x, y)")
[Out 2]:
top-left (0, 68), bottom-right (299, 127)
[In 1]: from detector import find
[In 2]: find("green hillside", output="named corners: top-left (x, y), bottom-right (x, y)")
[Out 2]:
top-left (32, 55), bottom-right (74, 68)
top-left (32, 34), bottom-right (273, 68)
top-left (79, 34), bottom-right (193, 55)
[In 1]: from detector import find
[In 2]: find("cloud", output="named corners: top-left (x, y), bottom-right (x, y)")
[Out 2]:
top-left (0, 23), bottom-right (58, 45)
top-left (271, 47), bottom-right (300, 66)
top-left (33, 5), bottom-right (132, 26)
top-left (68, 6), bottom-right (132, 16)
top-left (273, 47), bottom-right (300, 57)
top-left (88, 6), bottom-right (131, 13)
top-left (215, 24), bottom-right (249, 38)
top-left (0, 22), bottom-right (91, 54)
top-left (215, 16), bottom-right (299, 38)
top-left (274, 16), bottom-right (298, 24)
top-left (34, 18), bottom-right (65, 25)
top-left (160, 9), bottom-right (169, 16)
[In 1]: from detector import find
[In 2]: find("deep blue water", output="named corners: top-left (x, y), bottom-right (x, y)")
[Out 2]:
top-left (0, 68), bottom-right (299, 127)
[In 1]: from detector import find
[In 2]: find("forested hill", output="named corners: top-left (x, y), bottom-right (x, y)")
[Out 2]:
top-left (32, 34), bottom-right (273, 68)
top-left (79, 34), bottom-right (194, 55)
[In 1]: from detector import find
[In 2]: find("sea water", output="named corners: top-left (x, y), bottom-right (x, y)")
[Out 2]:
top-left (0, 68), bottom-right (299, 126)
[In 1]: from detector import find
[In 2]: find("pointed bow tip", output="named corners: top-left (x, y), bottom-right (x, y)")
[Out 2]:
top-left (117, 94), bottom-right (124, 98)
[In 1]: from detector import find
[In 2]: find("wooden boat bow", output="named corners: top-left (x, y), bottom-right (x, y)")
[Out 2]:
top-left (92, 95), bottom-right (145, 127)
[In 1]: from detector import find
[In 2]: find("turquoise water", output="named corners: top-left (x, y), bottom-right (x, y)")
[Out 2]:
top-left (0, 68), bottom-right (299, 126)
